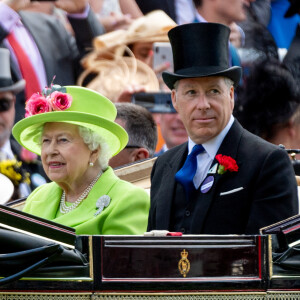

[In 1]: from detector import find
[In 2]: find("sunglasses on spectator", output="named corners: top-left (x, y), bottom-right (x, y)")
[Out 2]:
top-left (125, 145), bottom-right (142, 149)
top-left (0, 98), bottom-right (14, 112)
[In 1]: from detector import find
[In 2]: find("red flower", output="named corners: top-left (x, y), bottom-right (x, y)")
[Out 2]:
top-left (49, 91), bottom-right (72, 111)
top-left (24, 87), bottom-right (72, 118)
top-left (216, 154), bottom-right (238, 175)
top-left (20, 147), bottom-right (38, 162)
top-left (25, 93), bottom-right (51, 117)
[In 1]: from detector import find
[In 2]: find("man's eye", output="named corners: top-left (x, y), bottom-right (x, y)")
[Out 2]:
top-left (209, 89), bottom-right (220, 94)
top-left (186, 90), bottom-right (196, 95)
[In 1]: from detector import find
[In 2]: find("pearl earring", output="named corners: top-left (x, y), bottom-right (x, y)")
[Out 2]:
top-left (89, 162), bottom-right (94, 167)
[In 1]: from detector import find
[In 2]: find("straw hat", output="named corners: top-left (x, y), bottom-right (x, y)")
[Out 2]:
top-left (79, 10), bottom-right (174, 98)
top-left (12, 86), bottom-right (128, 157)
top-left (78, 55), bottom-right (160, 101)
top-left (92, 10), bottom-right (177, 54)
top-left (0, 173), bottom-right (14, 205)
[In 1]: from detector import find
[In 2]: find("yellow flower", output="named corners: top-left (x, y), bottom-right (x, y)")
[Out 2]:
top-left (0, 158), bottom-right (30, 186)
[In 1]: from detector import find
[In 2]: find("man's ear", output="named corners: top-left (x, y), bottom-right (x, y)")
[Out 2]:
top-left (287, 119), bottom-right (298, 138)
top-left (230, 86), bottom-right (234, 111)
top-left (130, 148), bottom-right (150, 162)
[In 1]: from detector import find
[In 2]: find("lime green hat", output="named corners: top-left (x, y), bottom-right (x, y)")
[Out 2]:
top-left (12, 85), bottom-right (128, 156)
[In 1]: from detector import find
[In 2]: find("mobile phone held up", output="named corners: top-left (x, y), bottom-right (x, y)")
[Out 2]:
top-left (152, 42), bottom-right (173, 73)
top-left (131, 92), bottom-right (176, 114)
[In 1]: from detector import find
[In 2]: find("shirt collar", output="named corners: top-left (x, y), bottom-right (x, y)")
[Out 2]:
top-left (0, 139), bottom-right (14, 159)
top-left (162, 144), bottom-right (169, 152)
top-left (195, 11), bottom-right (207, 23)
top-left (188, 115), bottom-right (234, 159)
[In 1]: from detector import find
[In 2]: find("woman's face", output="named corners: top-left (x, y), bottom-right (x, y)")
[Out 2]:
top-left (131, 42), bottom-right (153, 66)
top-left (41, 122), bottom-right (92, 187)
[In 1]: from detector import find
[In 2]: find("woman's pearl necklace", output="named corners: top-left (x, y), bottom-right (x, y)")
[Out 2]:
top-left (60, 170), bottom-right (103, 214)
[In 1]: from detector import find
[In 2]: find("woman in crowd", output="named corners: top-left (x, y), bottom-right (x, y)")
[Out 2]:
top-left (90, 10), bottom-right (176, 69)
top-left (237, 58), bottom-right (300, 146)
top-left (12, 85), bottom-right (150, 235)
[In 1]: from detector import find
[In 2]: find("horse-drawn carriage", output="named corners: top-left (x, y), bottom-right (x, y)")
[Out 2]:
top-left (1, 158), bottom-right (300, 299)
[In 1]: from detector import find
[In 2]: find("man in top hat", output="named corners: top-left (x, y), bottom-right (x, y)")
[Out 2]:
top-left (147, 22), bottom-right (298, 235)
top-left (0, 48), bottom-right (46, 200)
top-left (0, 47), bottom-right (25, 160)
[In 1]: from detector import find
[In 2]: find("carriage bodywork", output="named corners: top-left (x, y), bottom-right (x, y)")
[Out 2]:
top-left (1, 232), bottom-right (300, 299)
top-left (1, 158), bottom-right (300, 299)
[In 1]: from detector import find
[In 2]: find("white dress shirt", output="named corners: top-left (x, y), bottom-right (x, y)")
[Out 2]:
top-left (0, 140), bottom-right (15, 160)
top-left (188, 115), bottom-right (234, 189)
top-left (175, 0), bottom-right (196, 24)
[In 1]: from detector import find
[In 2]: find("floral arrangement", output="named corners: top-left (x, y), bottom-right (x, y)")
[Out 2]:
top-left (216, 154), bottom-right (238, 175)
top-left (25, 85), bottom-right (72, 117)
top-left (20, 147), bottom-right (38, 163)
top-left (0, 158), bottom-right (30, 187)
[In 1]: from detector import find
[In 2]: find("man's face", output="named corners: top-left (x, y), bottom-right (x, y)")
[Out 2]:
top-left (213, 0), bottom-right (254, 23)
top-left (171, 76), bottom-right (234, 145)
top-left (109, 118), bottom-right (137, 168)
top-left (0, 91), bottom-right (15, 147)
top-left (158, 113), bottom-right (188, 149)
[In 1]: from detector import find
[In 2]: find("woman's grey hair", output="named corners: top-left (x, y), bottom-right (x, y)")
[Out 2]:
top-left (78, 126), bottom-right (111, 170)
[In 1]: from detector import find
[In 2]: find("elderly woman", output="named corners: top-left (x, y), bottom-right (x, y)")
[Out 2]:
top-left (12, 85), bottom-right (150, 235)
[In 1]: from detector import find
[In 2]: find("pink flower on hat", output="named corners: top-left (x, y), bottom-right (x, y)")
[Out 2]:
top-left (25, 93), bottom-right (52, 117)
top-left (24, 86), bottom-right (72, 117)
top-left (48, 91), bottom-right (72, 111)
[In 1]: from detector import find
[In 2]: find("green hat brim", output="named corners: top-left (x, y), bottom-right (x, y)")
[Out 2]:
top-left (12, 111), bottom-right (128, 157)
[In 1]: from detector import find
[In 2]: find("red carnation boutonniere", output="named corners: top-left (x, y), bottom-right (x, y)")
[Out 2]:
top-left (216, 154), bottom-right (238, 175)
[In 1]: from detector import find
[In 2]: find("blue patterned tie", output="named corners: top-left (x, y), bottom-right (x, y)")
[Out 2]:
top-left (175, 144), bottom-right (205, 197)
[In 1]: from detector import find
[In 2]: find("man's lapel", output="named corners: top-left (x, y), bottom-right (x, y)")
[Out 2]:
top-left (156, 143), bottom-right (188, 229)
top-left (193, 120), bottom-right (244, 232)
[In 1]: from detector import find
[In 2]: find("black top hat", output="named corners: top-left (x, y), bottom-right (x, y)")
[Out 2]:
top-left (0, 48), bottom-right (25, 94)
top-left (162, 22), bottom-right (242, 90)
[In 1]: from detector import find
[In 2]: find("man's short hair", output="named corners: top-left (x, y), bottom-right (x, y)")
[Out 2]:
top-left (173, 80), bottom-right (179, 90)
top-left (173, 77), bottom-right (234, 91)
top-left (115, 103), bottom-right (157, 157)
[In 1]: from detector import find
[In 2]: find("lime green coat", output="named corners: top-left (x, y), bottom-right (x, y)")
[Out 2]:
top-left (23, 167), bottom-right (150, 235)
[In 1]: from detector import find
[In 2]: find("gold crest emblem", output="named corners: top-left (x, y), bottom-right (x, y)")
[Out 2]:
top-left (178, 249), bottom-right (190, 277)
